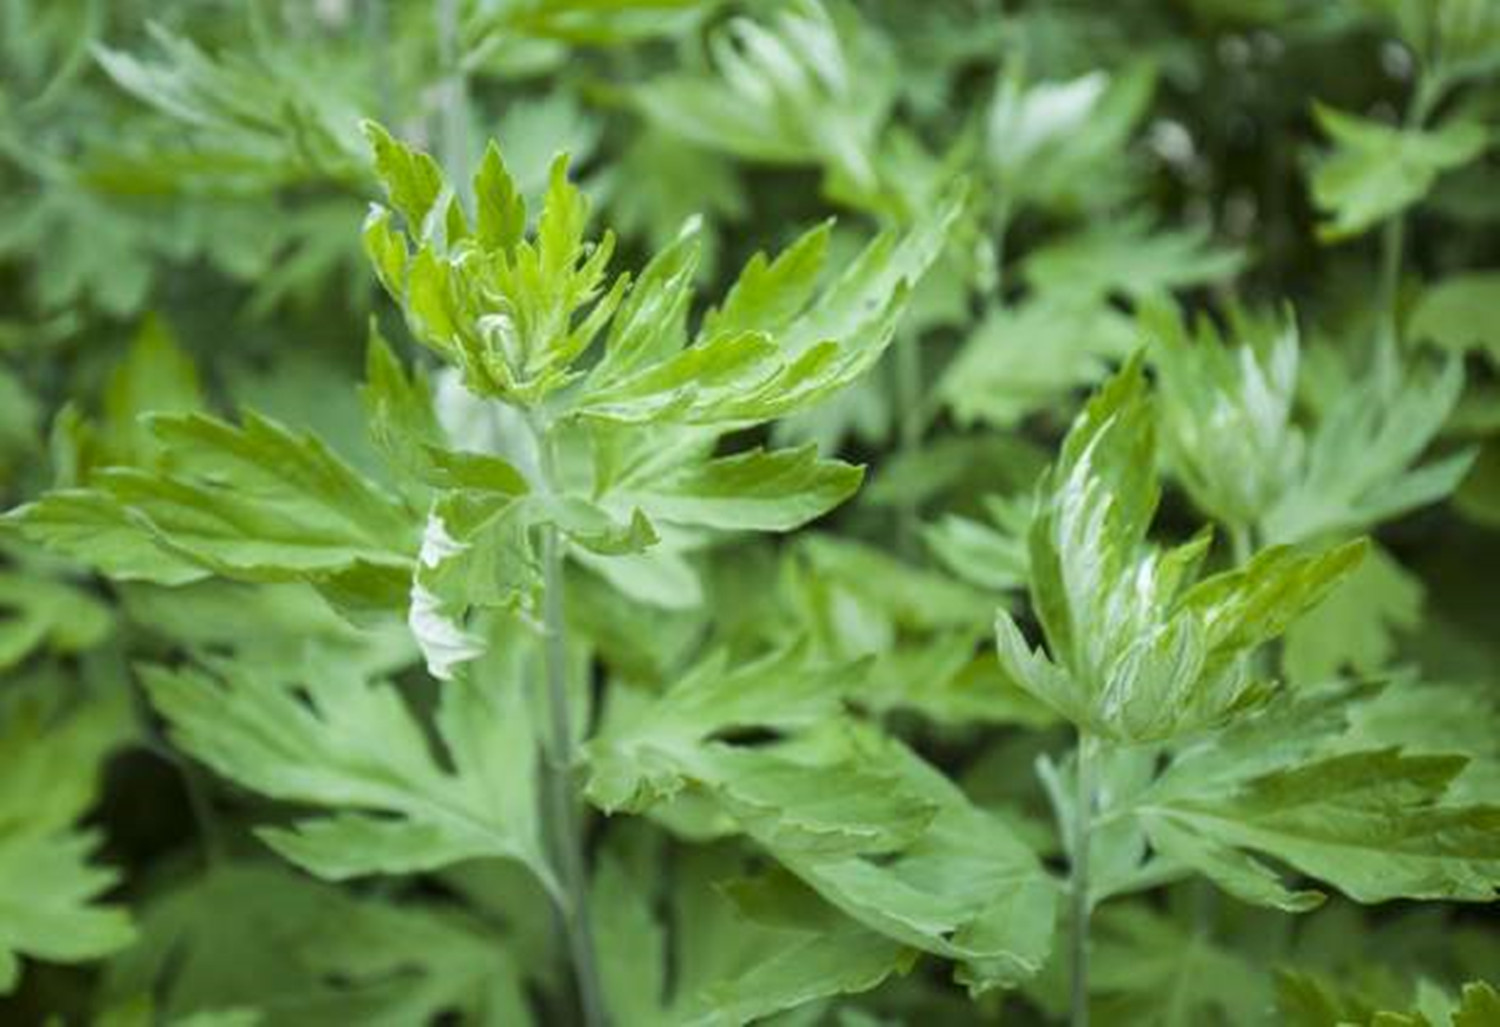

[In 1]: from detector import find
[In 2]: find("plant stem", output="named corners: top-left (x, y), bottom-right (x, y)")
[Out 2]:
top-left (1229, 521), bottom-right (1255, 567)
top-left (1070, 731), bottom-right (1096, 1027)
top-left (540, 521), bottom-right (610, 1027)
top-left (364, 0), bottom-right (393, 125)
top-left (534, 428), bottom-right (610, 1027)
top-left (436, 0), bottom-right (470, 202)
top-left (1375, 197), bottom-right (1407, 370)
top-left (1375, 71), bottom-right (1447, 369)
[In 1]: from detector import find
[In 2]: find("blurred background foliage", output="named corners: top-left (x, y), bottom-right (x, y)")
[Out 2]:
top-left (2, 0), bottom-right (1499, 1023)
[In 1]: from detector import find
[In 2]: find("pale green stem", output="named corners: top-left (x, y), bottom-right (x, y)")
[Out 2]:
top-left (890, 202), bottom-right (1010, 557)
top-left (1070, 731), bottom-right (1096, 1027)
top-left (1375, 71), bottom-right (1447, 369)
top-left (540, 523), bottom-right (610, 1027)
top-left (365, 0), bottom-right (392, 125)
top-left (437, 0), bottom-right (470, 203)
top-left (1375, 197), bottom-right (1407, 371)
top-left (1229, 521), bottom-right (1255, 567)
top-left (535, 428), bottom-right (610, 1027)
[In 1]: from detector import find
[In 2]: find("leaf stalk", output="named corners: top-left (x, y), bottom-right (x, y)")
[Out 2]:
top-left (1070, 730), bottom-right (1096, 1027)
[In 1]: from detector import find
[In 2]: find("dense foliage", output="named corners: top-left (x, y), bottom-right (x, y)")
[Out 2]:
top-left (3, 1), bottom-right (1500, 1024)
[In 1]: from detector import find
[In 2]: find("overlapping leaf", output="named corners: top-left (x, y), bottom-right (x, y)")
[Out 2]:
top-left (996, 355), bottom-right (1364, 742)
top-left (0, 690), bottom-right (135, 993)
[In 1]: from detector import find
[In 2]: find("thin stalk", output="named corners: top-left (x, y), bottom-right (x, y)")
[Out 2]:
top-left (1375, 71), bottom-right (1447, 369)
top-left (540, 522), bottom-right (610, 1027)
top-left (364, 0), bottom-right (393, 126)
top-left (1070, 731), bottom-right (1096, 1027)
top-left (1374, 198), bottom-right (1408, 370)
top-left (533, 426), bottom-right (610, 1027)
top-left (436, 0), bottom-right (470, 202)
top-left (1229, 521), bottom-right (1255, 567)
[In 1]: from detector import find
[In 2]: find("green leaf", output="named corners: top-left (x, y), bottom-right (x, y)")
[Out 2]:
top-left (633, 1), bottom-right (894, 194)
top-left (779, 186), bottom-right (965, 360)
top-left (141, 636), bottom-right (555, 896)
top-left (605, 441), bottom-right (861, 532)
top-left (0, 692), bottom-right (135, 992)
top-left (0, 830), bottom-right (137, 993)
top-left (577, 189), bottom-right (960, 429)
top-left (923, 496), bottom-right (1031, 593)
top-left (4, 489), bottom-right (208, 585)
top-left (985, 63), bottom-right (1155, 212)
top-left (1263, 357), bottom-right (1473, 543)
top-left (592, 843), bottom-right (913, 1027)
top-left (363, 116), bottom-right (957, 437)
top-left (1139, 747), bottom-right (1500, 906)
top-left (1360, 0), bottom-right (1500, 84)
top-left (102, 313), bottom-right (203, 466)
top-left (940, 298), bottom-right (1136, 429)
top-left (1022, 216), bottom-right (1245, 304)
top-left (798, 534), bottom-right (993, 633)
top-left (1456, 982), bottom-right (1500, 1027)
top-left (362, 121), bottom-right (446, 235)
top-left (585, 645), bottom-right (852, 812)
top-left (93, 24), bottom-right (364, 193)
top-left (751, 730), bottom-right (1057, 993)
top-left (671, 869), bottom-right (914, 1025)
top-left (700, 220), bottom-right (831, 340)
top-left (1004, 355), bottom-right (1364, 741)
top-left (1335, 677), bottom-right (1500, 804)
top-left (0, 570), bottom-right (112, 671)
top-left (1311, 104), bottom-right (1489, 241)
top-left (586, 652), bottom-right (1047, 991)
top-left (101, 861), bottom-right (535, 1026)
top-left (11, 410), bottom-right (417, 588)
top-left (1411, 271), bottom-right (1500, 365)
top-left (363, 125), bottom-right (623, 405)
top-left (359, 326), bottom-right (445, 493)
top-left (1142, 814), bottom-right (1324, 912)
top-left (1146, 299), bottom-right (1302, 531)
top-left (1089, 904), bottom-right (1274, 1026)
top-left (119, 579), bottom-right (410, 677)
top-left (0, 366), bottom-right (40, 483)
top-left (1283, 542), bottom-right (1424, 684)
top-left (473, 140), bottom-right (527, 252)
